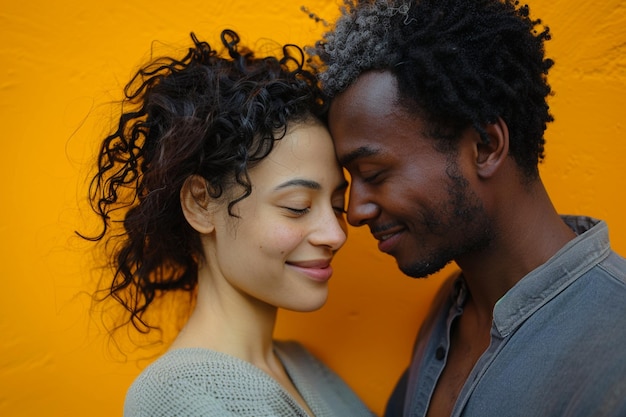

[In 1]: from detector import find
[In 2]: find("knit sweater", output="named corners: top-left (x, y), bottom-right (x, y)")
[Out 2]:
top-left (124, 340), bottom-right (374, 416)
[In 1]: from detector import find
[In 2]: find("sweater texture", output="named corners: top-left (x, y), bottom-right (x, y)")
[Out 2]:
top-left (124, 340), bottom-right (374, 416)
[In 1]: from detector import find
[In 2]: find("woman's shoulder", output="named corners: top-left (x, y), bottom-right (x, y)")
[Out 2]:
top-left (128, 347), bottom-right (276, 390)
top-left (124, 349), bottom-right (259, 416)
top-left (142, 347), bottom-right (233, 367)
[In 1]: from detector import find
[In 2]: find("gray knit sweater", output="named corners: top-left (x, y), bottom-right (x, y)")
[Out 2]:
top-left (124, 340), bottom-right (374, 416)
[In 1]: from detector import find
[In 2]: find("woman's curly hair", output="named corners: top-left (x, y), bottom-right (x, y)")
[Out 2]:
top-left (83, 29), bottom-right (327, 334)
top-left (312, 0), bottom-right (554, 178)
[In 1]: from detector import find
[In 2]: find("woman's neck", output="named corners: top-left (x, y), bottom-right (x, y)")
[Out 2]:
top-left (170, 270), bottom-right (278, 367)
top-left (171, 273), bottom-right (314, 416)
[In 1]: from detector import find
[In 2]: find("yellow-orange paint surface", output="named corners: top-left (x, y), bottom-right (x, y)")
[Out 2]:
top-left (1, 1), bottom-right (624, 416)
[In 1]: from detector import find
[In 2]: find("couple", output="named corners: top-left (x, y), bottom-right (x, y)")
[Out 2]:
top-left (85, 1), bottom-right (626, 416)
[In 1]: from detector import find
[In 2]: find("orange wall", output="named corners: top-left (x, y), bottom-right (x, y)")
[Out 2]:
top-left (1, 1), bottom-right (625, 416)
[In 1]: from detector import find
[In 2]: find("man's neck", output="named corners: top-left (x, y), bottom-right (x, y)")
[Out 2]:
top-left (457, 181), bottom-right (576, 316)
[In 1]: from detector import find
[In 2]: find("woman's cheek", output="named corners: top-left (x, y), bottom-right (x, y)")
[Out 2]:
top-left (264, 223), bottom-right (305, 255)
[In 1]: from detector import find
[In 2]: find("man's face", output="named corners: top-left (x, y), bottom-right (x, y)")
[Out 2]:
top-left (328, 71), bottom-right (493, 278)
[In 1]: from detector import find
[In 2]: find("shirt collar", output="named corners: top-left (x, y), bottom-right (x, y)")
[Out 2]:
top-left (491, 216), bottom-right (610, 337)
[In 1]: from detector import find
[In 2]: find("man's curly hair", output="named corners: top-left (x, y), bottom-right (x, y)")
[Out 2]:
top-left (312, 0), bottom-right (554, 178)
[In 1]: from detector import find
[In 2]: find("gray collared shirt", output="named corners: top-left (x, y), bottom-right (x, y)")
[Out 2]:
top-left (390, 216), bottom-right (626, 417)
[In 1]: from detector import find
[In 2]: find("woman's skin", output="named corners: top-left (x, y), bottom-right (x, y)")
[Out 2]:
top-left (174, 119), bottom-right (348, 416)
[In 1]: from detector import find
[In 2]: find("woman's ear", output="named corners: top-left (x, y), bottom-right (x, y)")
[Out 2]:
top-left (180, 175), bottom-right (215, 234)
top-left (475, 117), bottom-right (510, 179)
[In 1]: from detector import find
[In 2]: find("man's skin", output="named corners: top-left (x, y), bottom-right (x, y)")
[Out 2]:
top-left (328, 70), bottom-right (576, 416)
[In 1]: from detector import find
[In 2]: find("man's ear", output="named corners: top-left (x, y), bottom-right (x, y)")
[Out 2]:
top-left (475, 117), bottom-right (510, 179)
top-left (180, 175), bottom-right (215, 234)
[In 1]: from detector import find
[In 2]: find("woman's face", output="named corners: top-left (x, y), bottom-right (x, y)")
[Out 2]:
top-left (207, 119), bottom-right (348, 312)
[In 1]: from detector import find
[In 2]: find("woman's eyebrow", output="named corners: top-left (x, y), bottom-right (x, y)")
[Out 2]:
top-left (274, 178), bottom-right (321, 191)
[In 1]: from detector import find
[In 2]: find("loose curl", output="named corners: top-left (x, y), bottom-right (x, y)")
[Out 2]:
top-left (312, 0), bottom-right (554, 179)
top-left (83, 29), bottom-right (327, 335)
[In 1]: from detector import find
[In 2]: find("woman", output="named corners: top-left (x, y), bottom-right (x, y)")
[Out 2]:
top-left (84, 29), bottom-right (373, 416)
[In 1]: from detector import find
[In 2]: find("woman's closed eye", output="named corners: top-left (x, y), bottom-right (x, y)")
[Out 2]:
top-left (282, 206), bottom-right (310, 217)
top-left (332, 196), bottom-right (347, 215)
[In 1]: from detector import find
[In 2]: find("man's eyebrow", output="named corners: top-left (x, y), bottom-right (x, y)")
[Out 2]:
top-left (338, 146), bottom-right (380, 166)
top-left (274, 178), bottom-right (321, 191)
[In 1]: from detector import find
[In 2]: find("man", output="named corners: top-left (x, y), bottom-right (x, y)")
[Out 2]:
top-left (312, 0), bottom-right (626, 416)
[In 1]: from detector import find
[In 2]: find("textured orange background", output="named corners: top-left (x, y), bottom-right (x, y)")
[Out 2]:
top-left (1, 1), bottom-right (625, 416)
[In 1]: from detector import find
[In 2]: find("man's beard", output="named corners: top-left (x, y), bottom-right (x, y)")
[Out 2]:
top-left (402, 160), bottom-right (494, 279)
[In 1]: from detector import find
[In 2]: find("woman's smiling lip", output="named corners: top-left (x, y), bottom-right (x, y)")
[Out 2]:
top-left (286, 259), bottom-right (333, 282)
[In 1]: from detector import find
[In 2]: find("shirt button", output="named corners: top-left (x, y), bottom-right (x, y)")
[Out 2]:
top-left (435, 346), bottom-right (446, 360)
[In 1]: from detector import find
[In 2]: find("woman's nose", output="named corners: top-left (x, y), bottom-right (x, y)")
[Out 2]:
top-left (311, 209), bottom-right (348, 251)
